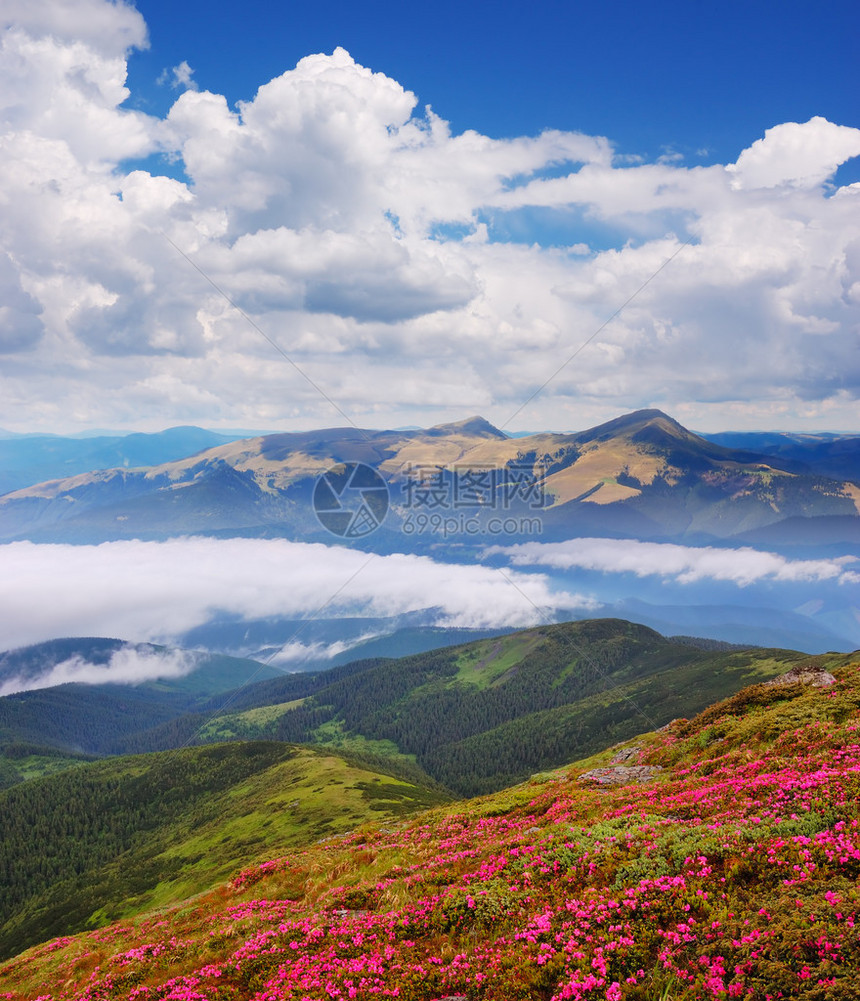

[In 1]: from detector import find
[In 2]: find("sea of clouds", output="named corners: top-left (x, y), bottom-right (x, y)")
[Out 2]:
top-left (1, 536), bottom-right (857, 674)
top-left (0, 537), bottom-right (593, 652)
top-left (492, 538), bottom-right (860, 587)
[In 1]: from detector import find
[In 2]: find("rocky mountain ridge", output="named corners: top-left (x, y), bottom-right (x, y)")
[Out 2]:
top-left (1, 409), bottom-right (857, 544)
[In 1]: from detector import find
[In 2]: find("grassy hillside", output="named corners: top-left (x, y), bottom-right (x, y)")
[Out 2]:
top-left (0, 742), bottom-right (95, 790)
top-left (3, 657), bottom-right (860, 999)
top-left (0, 742), bottom-right (448, 962)
top-left (126, 619), bottom-right (852, 796)
top-left (3, 621), bottom-right (854, 801)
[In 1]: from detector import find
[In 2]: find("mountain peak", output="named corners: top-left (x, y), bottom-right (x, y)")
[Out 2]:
top-left (426, 416), bottom-right (507, 439)
top-left (576, 408), bottom-right (694, 444)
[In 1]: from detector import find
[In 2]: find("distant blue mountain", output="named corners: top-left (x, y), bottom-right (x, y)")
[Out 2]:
top-left (609, 598), bottom-right (856, 654)
top-left (0, 427), bottom-right (254, 495)
top-left (700, 430), bottom-right (860, 483)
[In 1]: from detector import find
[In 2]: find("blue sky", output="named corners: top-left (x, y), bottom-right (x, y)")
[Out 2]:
top-left (0, 0), bottom-right (859, 434)
top-left (127, 0), bottom-right (859, 169)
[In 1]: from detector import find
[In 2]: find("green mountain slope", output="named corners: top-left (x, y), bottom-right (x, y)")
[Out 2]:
top-left (117, 618), bottom-right (857, 796)
top-left (0, 741), bottom-right (448, 961)
top-left (4, 656), bottom-right (860, 999)
top-left (0, 639), bottom-right (285, 784)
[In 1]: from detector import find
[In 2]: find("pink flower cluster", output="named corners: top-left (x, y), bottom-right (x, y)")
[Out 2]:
top-left (3, 664), bottom-right (860, 1001)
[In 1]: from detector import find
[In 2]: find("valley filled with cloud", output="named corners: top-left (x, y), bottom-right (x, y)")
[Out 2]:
top-left (2, 535), bottom-right (858, 685)
top-left (0, 537), bottom-right (590, 653)
top-left (0, 642), bottom-right (197, 697)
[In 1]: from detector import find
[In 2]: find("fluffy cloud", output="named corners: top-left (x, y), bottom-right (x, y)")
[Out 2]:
top-left (493, 538), bottom-right (860, 587)
top-left (727, 118), bottom-right (860, 190)
top-left (0, 4), bottom-right (152, 165)
top-left (0, 251), bottom-right (43, 351)
top-left (0, 2), bottom-right (859, 433)
top-left (266, 636), bottom-right (382, 668)
top-left (0, 0), bottom-right (147, 54)
top-left (0, 645), bottom-right (198, 697)
top-left (0, 538), bottom-right (592, 652)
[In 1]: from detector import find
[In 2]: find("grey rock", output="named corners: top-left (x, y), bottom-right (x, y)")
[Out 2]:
top-left (579, 764), bottom-right (664, 787)
top-left (765, 665), bottom-right (837, 688)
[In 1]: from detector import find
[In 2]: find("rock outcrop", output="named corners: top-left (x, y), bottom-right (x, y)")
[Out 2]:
top-left (579, 764), bottom-right (664, 786)
top-left (580, 745), bottom-right (664, 786)
top-left (765, 664), bottom-right (837, 688)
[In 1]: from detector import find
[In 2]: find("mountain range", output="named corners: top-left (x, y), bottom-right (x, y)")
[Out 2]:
top-left (0, 426), bottom-right (250, 497)
top-left (3, 620), bottom-right (851, 797)
top-left (701, 428), bottom-right (860, 481)
top-left (1, 409), bottom-right (858, 545)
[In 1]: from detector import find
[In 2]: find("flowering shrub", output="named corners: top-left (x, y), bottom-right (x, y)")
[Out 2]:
top-left (2, 662), bottom-right (860, 1000)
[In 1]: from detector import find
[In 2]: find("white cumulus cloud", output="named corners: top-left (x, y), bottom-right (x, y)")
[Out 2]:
top-left (727, 117), bottom-right (860, 190)
top-left (0, 1), bottom-right (858, 433)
